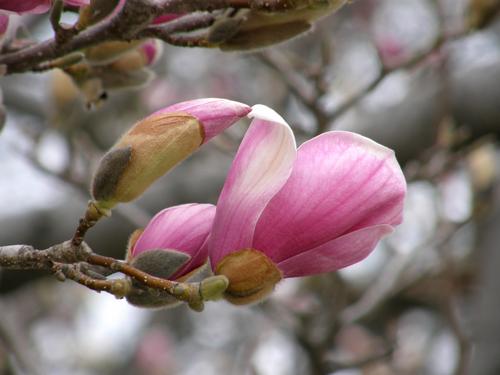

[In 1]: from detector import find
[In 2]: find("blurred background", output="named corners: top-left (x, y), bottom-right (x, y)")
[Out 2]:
top-left (1, 0), bottom-right (500, 374)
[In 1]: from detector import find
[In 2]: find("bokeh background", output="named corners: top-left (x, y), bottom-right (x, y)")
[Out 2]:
top-left (1, 0), bottom-right (500, 374)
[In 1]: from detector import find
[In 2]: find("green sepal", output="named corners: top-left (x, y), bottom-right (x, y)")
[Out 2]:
top-left (125, 249), bottom-right (191, 308)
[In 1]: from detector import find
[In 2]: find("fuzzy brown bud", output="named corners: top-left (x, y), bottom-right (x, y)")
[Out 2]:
top-left (215, 249), bottom-right (282, 305)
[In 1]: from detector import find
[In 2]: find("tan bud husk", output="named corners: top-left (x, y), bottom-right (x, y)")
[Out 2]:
top-left (125, 229), bottom-right (144, 262)
top-left (91, 112), bottom-right (204, 209)
top-left (221, 20), bottom-right (310, 50)
top-left (207, 14), bottom-right (244, 44)
top-left (64, 44), bottom-right (155, 108)
top-left (213, 1), bottom-right (346, 50)
top-left (215, 248), bottom-right (282, 305)
top-left (110, 48), bottom-right (150, 72)
top-left (84, 40), bottom-right (142, 65)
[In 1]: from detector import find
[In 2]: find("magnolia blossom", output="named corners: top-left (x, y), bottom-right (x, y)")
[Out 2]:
top-left (209, 105), bottom-right (406, 304)
top-left (123, 102), bottom-right (406, 307)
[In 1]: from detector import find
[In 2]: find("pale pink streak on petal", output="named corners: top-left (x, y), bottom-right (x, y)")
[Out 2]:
top-left (157, 98), bottom-right (251, 143)
top-left (278, 224), bottom-right (393, 277)
top-left (133, 203), bottom-right (215, 274)
top-left (254, 131), bottom-right (406, 263)
top-left (209, 105), bottom-right (297, 267)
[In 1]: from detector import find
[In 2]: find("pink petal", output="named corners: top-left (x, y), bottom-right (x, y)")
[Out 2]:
top-left (0, 0), bottom-right (50, 13)
top-left (253, 131), bottom-right (406, 263)
top-left (133, 203), bottom-right (215, 275)
top-left (156, 98), bottom-right (251, 144)
top-left (278, 224), bottom-right (393, 277)
top-left (139, 39), bottom-right (163, 66)
top-left (64, 0), bottom-right (90, 7)
top-left (209, 105), bottom-right (297, 267)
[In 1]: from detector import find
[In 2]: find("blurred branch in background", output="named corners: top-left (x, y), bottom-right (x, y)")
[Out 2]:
top-left (256, 0), bottom-right (500, 137)
top-left (0, 301), bottom-right (43, 375)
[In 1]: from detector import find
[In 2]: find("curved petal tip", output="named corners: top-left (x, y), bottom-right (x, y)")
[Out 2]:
top-left (249, 104), bottom-right (287, 126)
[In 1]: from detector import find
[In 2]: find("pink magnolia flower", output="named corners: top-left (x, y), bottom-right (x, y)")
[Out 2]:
top-left (209, 105), bottom-right (407, 304)
top-left (130, 203), bottom-right (216, 280)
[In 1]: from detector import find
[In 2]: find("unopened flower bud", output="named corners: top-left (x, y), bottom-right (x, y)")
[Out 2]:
top-left (84, 40), bottom-right (142, 65)
top-left (91, 113), bottom-right (203, 209)
top-left (91, 99), bottom-right (250, 210)
top-left (211, 1), bottom-right (347, 50)
top-left (110, 40), bottom-right (163, 72)
top-left (215, 249), bottom-right (282, 305)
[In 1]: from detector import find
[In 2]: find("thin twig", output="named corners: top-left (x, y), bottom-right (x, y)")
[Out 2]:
top-left (0, 1), bottom-right (207, 74)
top-left (255, 5), bottom-right (500, 136)
top-left (138, 12), bottom-right (217, 39)
top-left (341, 219), bottom-right (471, 324)
top-left (53, 262), bottom-right (131, 297)
top-left (0, 242), bottom-right (225, 309)
top-left (0, 0), bottom-right (305, 74)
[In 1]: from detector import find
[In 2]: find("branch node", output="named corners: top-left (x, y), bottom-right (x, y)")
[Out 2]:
top-left (72, 200), bottom-right (110, 246)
